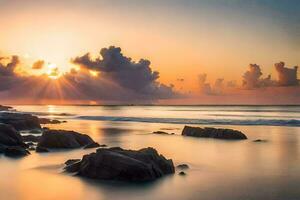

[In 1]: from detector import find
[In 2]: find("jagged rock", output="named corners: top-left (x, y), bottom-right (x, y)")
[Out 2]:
top-left (26, 142), bottom-right (35, 146)
top-left (22, 135), bottom-right (41, 143)
top-left (0, 124), bottom-right (26, 147)
top-left (182, 126), bottom-right (247, 140)
top-left (83, 142), bottom-right (100, 149)
top-left (65, 147), bottom-right (175, 182)
top-left (176, 164), bottom-right (189, 170)
top-left (65, 159), bottom-right (81, 166)
top-left (4, 146), bottom-right (30, 157)
top-left (0, 112), bottom-right (41, 130)
top-left (37, 129), bottom-right (95, 149)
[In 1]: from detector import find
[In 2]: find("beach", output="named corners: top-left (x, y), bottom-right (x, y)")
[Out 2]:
top-left (0, 105), bottom-right (299, 200)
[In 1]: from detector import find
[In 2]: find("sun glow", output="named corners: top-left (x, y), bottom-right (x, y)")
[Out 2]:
top-left (47, 63), bottom-right (61, 79)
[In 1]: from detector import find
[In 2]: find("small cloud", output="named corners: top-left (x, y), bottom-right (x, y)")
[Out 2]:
top-left (32, 60), bottom-right (45, 70)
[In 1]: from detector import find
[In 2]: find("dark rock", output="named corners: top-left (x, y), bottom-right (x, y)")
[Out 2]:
top-left (182, 126), bottom-right (247, 140)
top-left (37, 129), bottom-right (95, 149)
top-left (4, 146), bottom-right (30, 157)
top-left (178, 171), bottom-right (186, 176)
top-left (0, 105), bottom-right (13, 111)
top-left (65, 147), bottom-right (175, 182)
top-left (99, 144), bottom-right (107, 147)
top-left (84, 142), bottom-right (100, 149)
top-left (176, 164), bottom-right (189, 170)
top-left (153, 131), bottom-right (175, 135)
top-left (22, 135), bottom-right (41, 143)
top-left (253, 139), bottom-right (268, 143)
top-left (0, 112), bottom-right (41, 130)
top-left (65, 159), bottom-right (81, 166)
top-left (0, 124), bottom-right (26, 147)
top-left (39, 118), bottom-right (64, 124)
top-left (36, 146), bottom-right (49, 153)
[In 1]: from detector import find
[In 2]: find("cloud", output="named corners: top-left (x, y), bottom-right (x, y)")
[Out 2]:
top-left (32, 60), bottom-right (45, 70)
top-left (72, 46), bottom-right (175, 99)
top-left (198, 74), bottom-right (224, 95)
top-left (0, 55), bottom-right (20, 76)
top-left (275, 62), bottom-right (299, 86)
top-left (242, 64), bottom-right (274, 89)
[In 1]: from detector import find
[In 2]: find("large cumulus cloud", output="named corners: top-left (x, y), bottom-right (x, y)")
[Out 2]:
top-left (275, 62), bottom-right (299, 86)
top-left (242, 64), bottom-right (273, 89)
top-left (71, 46), bottom-right (175, 98)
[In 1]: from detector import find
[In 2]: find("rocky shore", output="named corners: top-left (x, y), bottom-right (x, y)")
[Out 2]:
top-left (0, 105), bottom-right (250, 182)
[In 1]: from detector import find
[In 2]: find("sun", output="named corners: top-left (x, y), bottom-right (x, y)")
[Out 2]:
top-left (47, 63), bottom-right (61, 79)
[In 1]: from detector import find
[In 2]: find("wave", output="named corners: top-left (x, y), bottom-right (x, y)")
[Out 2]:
top-left (77, 116), bottom-right (300, 127)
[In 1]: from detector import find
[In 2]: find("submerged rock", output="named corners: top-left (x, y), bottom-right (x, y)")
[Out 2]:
top-left (176, 164), bottom-right (189, 170)
top-left (153, 131), bottom-right (175, 135)
top-left (182, 126), bottom-right (247, 140)
top-left (0, 124), bottom-right (26, 147)
top-left (38, 118), bottom-right (65, 124)
top-left (83, 142), bottom-right (100, 149)
top-left (253, 139), bottom-right (268, 143)
top-left (37, 129), bottom-right (95, 149)
top-left (0, 112), bottom-right (41, 130)
top-left (4, 146), bottom-right (30, 157)
top-left (178, 171), bottom-right (186, 176)
top-left (65, 147), bottom-right (175, 182)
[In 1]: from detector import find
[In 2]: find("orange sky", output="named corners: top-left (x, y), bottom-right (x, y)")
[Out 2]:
top-left (0, 1), bottom-right (299, 104)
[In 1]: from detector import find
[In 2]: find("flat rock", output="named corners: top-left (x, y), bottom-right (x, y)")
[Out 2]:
top-left (253, 139), bottom-right (268, 143)
top-left (0, 105), bottom-right (13, 111)
top-left (182, 126), bottom-right (247, 140)
top-left (178, 171), bottom-right (186, 176)
top-left (0, 112), bottom-right (41, 130)
top-left (38, 118), bottom-right (64, 124)
top-left (65, 147), bottom-right (175, 182)
top-left (37, 129), bottom-right (95, 149)
top-left (153, 131), bottom-right (175, 135)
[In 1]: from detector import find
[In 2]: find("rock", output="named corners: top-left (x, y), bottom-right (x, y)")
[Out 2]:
top-left (0, 124), bottom-right (26, 147)
top-left (65, 147), bottom-right (175, 182)
top-left (178, 171), bottom-right (186, 176)
top-left (38, 118), bottom-right (64, 124)
top-left (36, 146), bottom-right (49, 153)
top-left (99, 144), bottom-right (107, 147)
top-left (182, 126), bottom-right (247, 140)
top-left (0, 105), bottom-right (13, 111)
top-left (253, 139), bottom-right (268, 143)
top-left (22, 135), bottom-right (41, 143)
top-left (37, 129), bottom-right (95, 149)
top-left (176, 164), bottom-right (189, 170)
top-left (65, 159), bottom-right (81, 166)
top-left (0, 112), bottom-right (41, 130)
top-left (83, 142), bottom-right (100, 149)
top-left (4, 146), bottom-right (30, 157)
top-left (153, 131), bottom-right (175, 135)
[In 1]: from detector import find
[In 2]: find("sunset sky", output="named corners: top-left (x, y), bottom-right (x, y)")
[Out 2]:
top-left (0, 0), bottom-right (299, 104)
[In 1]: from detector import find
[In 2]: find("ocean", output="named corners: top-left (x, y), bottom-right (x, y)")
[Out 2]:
top-left (1, 105), bottom-right (300, 200)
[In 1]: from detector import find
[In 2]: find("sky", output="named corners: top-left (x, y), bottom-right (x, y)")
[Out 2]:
top-left (0, 0), bottom-right (299, 105)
